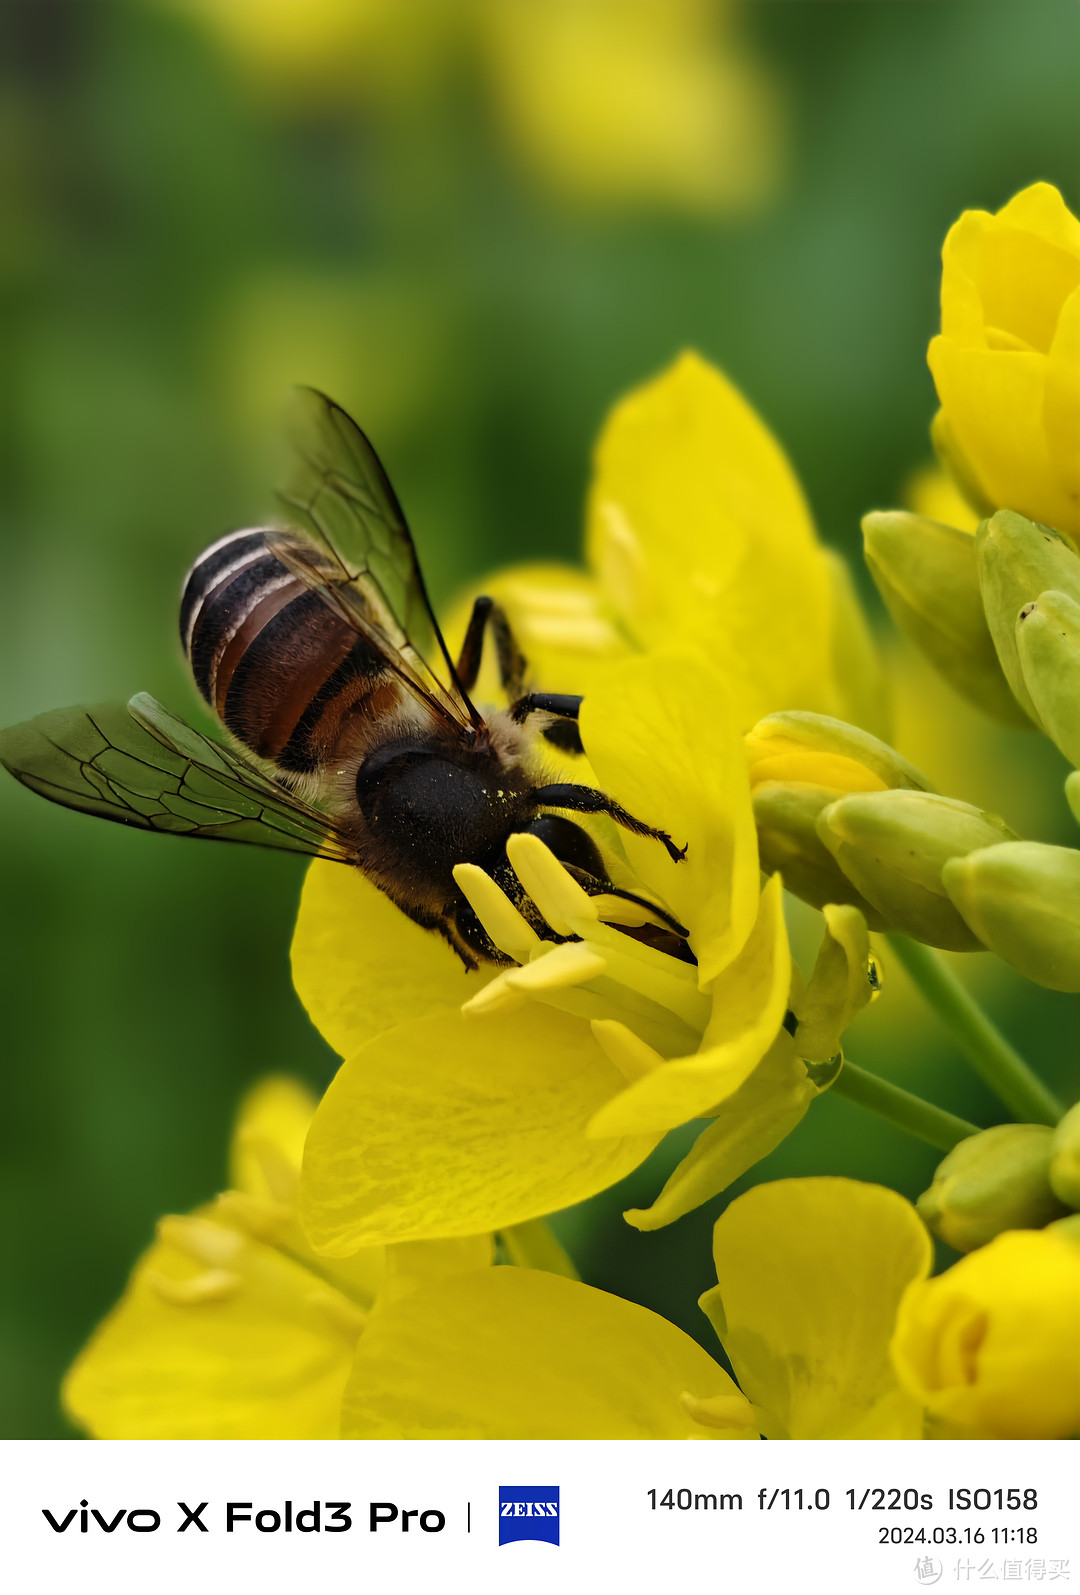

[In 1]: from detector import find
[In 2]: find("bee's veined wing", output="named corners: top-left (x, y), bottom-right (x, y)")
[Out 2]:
top-left (0, 693), bottom-right (356, 861)
top-left (272, 388), bottom-right (476, 724)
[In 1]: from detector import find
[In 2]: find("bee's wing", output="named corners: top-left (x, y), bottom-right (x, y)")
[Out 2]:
top-left (0, 693), bottom-right (357, 861)
top-left (271, 388), bottom-right (479, 727)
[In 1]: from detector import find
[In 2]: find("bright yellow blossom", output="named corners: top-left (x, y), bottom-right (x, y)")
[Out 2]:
top-left (928, 182), bottom-right (1080, 541)
top-left (294, 354), bottom-right (889, 1253)
top-left (890, 1225), bottom-right (1080, 1439)
top-left (340, 1178), bottom-right (931, 1439)
top-left (63, 1077), bottom-right (489, 1439)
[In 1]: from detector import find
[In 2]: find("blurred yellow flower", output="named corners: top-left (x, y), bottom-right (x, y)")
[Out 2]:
top-left (340, 1178), bottom-right (931, 1439)
top-left (63, 1077), bottom-right (490, 1438)
top-left (903, 462), bottom-right (981, 535)
top-left (928, 182), bottom-right (1080, 541)
top-left (478, 0), bottom-right (781, 214)
top-left (890, 1225), bottom-right (1080, 1439)
top-left (175, 0), bottom-right (782, 215)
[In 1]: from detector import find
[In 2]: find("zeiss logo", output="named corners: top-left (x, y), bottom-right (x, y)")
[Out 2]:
top-left (498, 1486), bottom-right (560, 1547)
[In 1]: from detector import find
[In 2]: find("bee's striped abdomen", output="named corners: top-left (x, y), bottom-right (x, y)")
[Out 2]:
top-left (180, 528), bottom-right (389, 773)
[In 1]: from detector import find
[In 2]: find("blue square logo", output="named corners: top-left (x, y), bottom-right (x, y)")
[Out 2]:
top-left (498, 1486), bottom-right (560, 1546)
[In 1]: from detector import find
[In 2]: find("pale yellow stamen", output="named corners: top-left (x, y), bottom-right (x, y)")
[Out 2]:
top-left (157, 1215), bottom-right (245, 1269)
top-left (591, 1018), bottom-right (664, 1083)
top-left (505, 831), bottom-right (598, 937)
top-left (680, 1389), bottom-right (758, 1434)
top-left (453, 862), bottom-right (541, 963)
top-left (463, 942), bottom-right (608, 1018)
top-left (148, 1268), bottom-right (240, 1306)
top-left (212, 1190), bottom-right (293, 1244)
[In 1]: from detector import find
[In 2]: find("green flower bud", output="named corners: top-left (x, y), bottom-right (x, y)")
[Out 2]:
top-left (918, 1124), bottom-right (1069, 1252)
top-left (1068, 771), bottom-right (1080, 829)
top-left (862, 510), bottom-right (1028, 727)
top-left (975, 510), bottom-right (1080, 725)
top-left (1049, 1103), bottom-right (1080, 1210)
top-left (942, 841), bottom-right (1080, 992)
top-left (752, 782), bottom-right (887, 925)
top-left (817, 791), bottom-right (1018, 952)
top-left (1016, 590), bottom-right (1080, 768)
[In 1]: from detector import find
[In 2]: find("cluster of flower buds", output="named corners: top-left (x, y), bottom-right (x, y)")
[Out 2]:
top-left (750, 505), bottom-right (1080, 990)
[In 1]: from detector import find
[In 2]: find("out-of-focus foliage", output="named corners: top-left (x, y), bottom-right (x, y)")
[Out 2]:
top-left (0, 0), bottom-right (1077, 1436)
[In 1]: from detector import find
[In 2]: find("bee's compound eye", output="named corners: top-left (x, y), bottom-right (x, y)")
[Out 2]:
top-left (524, 814), bottom-right (605, 878)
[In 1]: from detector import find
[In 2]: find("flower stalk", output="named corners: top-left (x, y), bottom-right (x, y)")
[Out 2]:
top-left (832, 1059), bottom-right (980, 1153)
top-left (886, 934), bottom-right (1064, 1126)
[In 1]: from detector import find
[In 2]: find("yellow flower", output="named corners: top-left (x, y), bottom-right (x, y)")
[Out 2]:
top-left (450, 351), bottom-right (886, 736)
top-left (295, 354), bottom-right (887, 1253)
top-left (928, 182), bottom-right (1080, 540)
top-left (297, 653), bottom-right (796, 1253)
top-left (890, 1225), bottom-right (1080, 1439)
top-left (340, 1178), bottom-right (931, 1439)
top-left (477, 0), bottom-right (782, 215)
top-left (63, 1077), bottom-right (490, 1439)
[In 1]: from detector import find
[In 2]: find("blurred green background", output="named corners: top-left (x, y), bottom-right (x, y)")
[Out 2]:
top-left (1, 0), bottom-right (1078, 1437)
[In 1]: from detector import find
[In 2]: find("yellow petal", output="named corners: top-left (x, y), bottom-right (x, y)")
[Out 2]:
top-left (1045, 284), bottom-right (1080, 512)
top-left (291, 859), bottom-right (490, 1058)
top-left (944, 204), bottom-right (1080, 354)
top-left (996, 181), bottom-right (1080, 262)
top-left (587, 873), bottom-right (789, 1137)
top-left (300, 1008), bottom-right (660, 1252)
top-left (625, 1030), bottom-right (818, 1230)
top-left (890, 1227), bottom-right (1080, 1439)
top-left (229, 1075), bottom-right (317, 1199)
top-left (928, 338), bottom-right (1077, 537)
top-left (585, 350), bottom-right (838, 728)
top-left (341, 1268), bottom-right (756, 1438)
top-left (580, 652), bottom-right (759, 985)
top-left (63, 1227), bottom-right (360, 1440)
top-left (701, 1177), bottom-right (931, 1438)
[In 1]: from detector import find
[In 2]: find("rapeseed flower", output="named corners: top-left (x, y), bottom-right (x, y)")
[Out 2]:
top-left (63, 1077), bottom-right (490, 1438)
top-left (294, 353), bottom-right (887, 1254)
top-left (928, 182), bottom-right (1080, 541)
top-left (341, 1179), bottom-right (931, 1439)
top-left (890, 1223), bottom-right (1080, 1439)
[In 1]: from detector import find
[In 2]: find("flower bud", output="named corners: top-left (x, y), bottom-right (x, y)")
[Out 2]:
top-left (752, 783), bottom-right (886, 925)
top-left (890, 1227), bottom-right (1080, 1438)
top-left (917, 1125), bottom-right (1068, 1252)
top-left (942, 840), bottom-right (1080, 992)
top-left (745, 710), bottom-right (931, 794)
top-left (1049, 1103), bottom-right (1080, 1210)
top-left (975, 510), bottom-right (1080, 724)
top-left (817, 791), bottom-right (1017, 952)
top-left (1015, 589), bottom-right (1080, 768)
top-left (862, 510), bottom-right (1027, 726)
top-left (1068, 771), bottom-right (1080, 828)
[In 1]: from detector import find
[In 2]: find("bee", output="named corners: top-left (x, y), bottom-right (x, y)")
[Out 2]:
top-left (0, 391), bottom-right (687, 968)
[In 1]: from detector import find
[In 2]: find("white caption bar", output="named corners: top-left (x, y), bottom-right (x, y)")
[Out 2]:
top-left (1, 1438), bottom-right (1074, 1595)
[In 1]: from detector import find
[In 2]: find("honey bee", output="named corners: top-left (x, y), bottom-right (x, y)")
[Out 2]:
top-left (0, 391), bottom-right (686, 967)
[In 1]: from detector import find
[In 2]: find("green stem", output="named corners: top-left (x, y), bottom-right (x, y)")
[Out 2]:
top-left (833, 1059), bottom-right (980, 1152)
top-left (887, 934), bottom-right (1064, 1126)
top-left (500, 1218), bottom-right (580, 1280)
